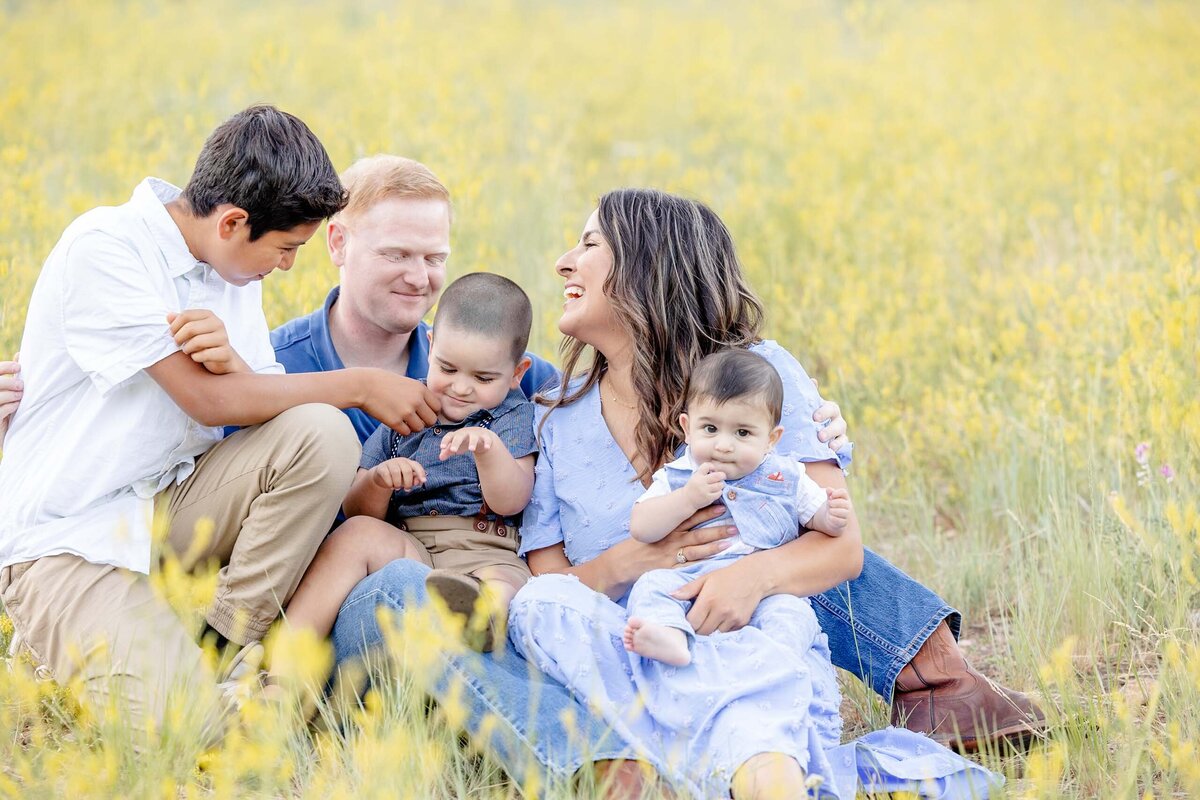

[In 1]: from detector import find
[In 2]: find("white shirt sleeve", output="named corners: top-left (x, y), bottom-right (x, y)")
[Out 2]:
top-left (636, 466), bottom-right (674, 503)
top-left (795, 469), bottom-right (828, 526)
top-left (62, 232), bottom-right (180, 396)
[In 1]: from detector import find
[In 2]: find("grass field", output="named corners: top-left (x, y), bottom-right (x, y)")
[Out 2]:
top-left (1, 0), bottom-right (1198, 797)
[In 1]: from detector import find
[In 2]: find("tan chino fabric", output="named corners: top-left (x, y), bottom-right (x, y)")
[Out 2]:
top-left (401, 514), bottom-right (531, 589)
top-left (0, 402), bottom-right (359, 741)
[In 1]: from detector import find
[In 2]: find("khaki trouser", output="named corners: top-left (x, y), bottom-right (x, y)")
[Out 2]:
top-left (0, 403), bottom-right (360, 743)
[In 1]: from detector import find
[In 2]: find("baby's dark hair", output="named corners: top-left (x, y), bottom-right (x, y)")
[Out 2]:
top-left (433, 272), bottom-right (532, 362)
top-left (183, 105), bottom-right (346, 240)
top-left (686, 349), bottom-right (783, 424)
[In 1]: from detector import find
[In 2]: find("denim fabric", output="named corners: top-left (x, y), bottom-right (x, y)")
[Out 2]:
top-left (811, 547), bottom-right (961, 702)
top-left (358, 387), bottom-right (536, 524)
top-left (330, 558), bottom-right (636, 781)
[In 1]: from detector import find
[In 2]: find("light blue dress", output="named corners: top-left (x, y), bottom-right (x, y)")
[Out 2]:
top-left (507, 341), bottom-right (1000, 798)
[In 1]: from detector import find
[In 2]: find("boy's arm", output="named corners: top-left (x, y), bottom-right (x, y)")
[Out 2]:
top-left (342, 468), bottom-right (391, 519)
top-left (804, 488), bottom-right (852, 537)
top-left (144, 351), bottom-right (439, 432)
top-left (439, 428), bottom-right (533, 517)
top-left (630, 462), bottom-right (726, 543)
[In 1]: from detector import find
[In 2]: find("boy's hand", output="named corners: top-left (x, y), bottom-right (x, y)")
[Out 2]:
top-left (824, 487), bottom-right (853, 531)
top-left (372, 458), bottom-right (427, 491)
top-left (439, 427), bottom-right (501, 461)
top-left (362, 372), bottom-right (440, 435)
top-left (168, 310), bottom-right (251, 375)
top-left (0, 353), bottom-right (20, 445)
top-left (684, 462), bottom-right (726, 508)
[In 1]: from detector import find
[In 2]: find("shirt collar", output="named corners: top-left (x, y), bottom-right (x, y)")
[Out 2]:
top-left (318, 285), bottom-right (432, 378)
top-left (665, 447), bottom-right (696, 471)
top-left (131, 178), bottom-right (205, 278)
top-left (461, 386), bottom-right (527, 427)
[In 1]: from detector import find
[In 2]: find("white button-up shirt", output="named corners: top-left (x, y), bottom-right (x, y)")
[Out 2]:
top-left (0, 178), bottom-right (282, 574)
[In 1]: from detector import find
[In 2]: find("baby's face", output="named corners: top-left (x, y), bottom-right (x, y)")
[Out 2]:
top-left (427, 328), bottom-right (527, 423)
top-left (681, 397), bottom-right (782, 480)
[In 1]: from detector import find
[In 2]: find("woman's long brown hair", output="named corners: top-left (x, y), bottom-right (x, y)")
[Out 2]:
top-left (539, 189), bottom-right (764, 482)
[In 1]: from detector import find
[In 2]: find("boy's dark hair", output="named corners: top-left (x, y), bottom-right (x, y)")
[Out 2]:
top-left (686, 349), bottom-right (784, 424)
top-left (183, 105), bottom-right (346, 240)
top-left (433, 273), bottom-right (533, 362)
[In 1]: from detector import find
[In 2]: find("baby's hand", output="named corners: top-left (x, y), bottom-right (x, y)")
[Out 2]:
top-left (372, 458), bottom-right (427, 491)
top-left (684, 462), bottom-right (726, 508)
top-left (168, 309), bottom-right (250, 375)
top-left (439, 427), bottom-right (500, 461)
top-left (825, 487), bottom-right (853, 531)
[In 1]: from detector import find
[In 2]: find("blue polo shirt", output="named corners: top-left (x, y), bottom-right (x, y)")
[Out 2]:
top-left (270, 286), bottom-right (560, 444)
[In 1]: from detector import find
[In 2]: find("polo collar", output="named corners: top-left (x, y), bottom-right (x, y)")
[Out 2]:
top-left (132, 178), bottom-right (205, 279)
top-left (317, 285), bottom-right (432, 379)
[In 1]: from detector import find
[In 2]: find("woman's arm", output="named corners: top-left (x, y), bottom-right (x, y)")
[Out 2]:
top-left (673, 459), bottom-right (863, 635)
top-left (525, 504), bottom-right (736, 601)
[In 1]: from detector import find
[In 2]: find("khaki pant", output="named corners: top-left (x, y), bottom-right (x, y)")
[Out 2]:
top-left (400, 514), bottom-right (531, 588)
top-left (0, 403), bottom-right (359, 743)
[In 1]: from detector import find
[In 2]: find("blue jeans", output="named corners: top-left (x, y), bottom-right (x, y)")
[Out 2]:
top-left (331, 547), bottom-right (957, 777)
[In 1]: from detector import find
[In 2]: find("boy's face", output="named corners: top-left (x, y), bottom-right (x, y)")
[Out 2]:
top-left (210, 212), bottom-right (321, 286)
top-left (426, 326), bottom-right (531, 423)
top-left (681, 396), bottom-right (783, 480)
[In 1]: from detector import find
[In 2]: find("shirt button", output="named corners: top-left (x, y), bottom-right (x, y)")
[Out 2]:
top-left (429, 509), bottom-right (439, 517)
top-left (727, 490), bottom-right (738, 500)
top-left (434, 427), bottom-right (442, 435)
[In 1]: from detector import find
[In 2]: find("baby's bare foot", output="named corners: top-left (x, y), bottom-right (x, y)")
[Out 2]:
top-left (623, 617), bottom-right (691, 666)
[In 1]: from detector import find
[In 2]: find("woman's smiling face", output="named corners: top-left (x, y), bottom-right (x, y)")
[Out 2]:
top-left (555, 209), bottom-right (619, 345)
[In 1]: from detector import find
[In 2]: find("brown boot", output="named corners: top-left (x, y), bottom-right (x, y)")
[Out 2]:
top-left (891, 622), bottom-right (1045, 752)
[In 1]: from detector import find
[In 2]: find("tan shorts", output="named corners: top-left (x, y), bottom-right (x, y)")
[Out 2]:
top-left (398, 515), bottom-right (531, 588)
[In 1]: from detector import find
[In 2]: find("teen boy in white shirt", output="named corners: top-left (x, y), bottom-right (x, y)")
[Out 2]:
top-left (0, 106), bottom-right (441, 745)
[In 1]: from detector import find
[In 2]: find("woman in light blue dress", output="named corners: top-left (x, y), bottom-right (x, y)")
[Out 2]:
top-left (507, 189), bottom-right (999, 798)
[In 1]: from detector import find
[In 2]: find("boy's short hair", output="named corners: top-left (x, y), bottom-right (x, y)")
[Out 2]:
top-left (337, 155), bottom-right (452, 223)
top-left (182, 105), bottom-right (346, 240)
top-left (686, 349), bottom-right (784, 424)
top-left (433, 273), bottom-right (532, 363)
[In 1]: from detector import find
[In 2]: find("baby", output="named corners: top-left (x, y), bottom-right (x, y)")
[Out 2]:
top-left (623, 348), bottom-right (853, 666)
top-left (283, 272), bottom-right (537, 653)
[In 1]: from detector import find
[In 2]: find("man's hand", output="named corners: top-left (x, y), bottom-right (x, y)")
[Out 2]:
top-left (672, 558), bottom-right (766, 635)
top-left (168, 310), bottom-right (250, 375)
top-left (360, 372), bottom-right (440, 435)
top-left (0, 353), bottom-right (20, 445)
top-left (371, 457), bottom-right (427, 491)
top-left (824, 488), bottom-right (853, 532)
top-left (683, 462), bottom-right (725, 508)
top-left (810, 378), bottom-right (849, 453)
top-left (439, 427), bottom-right (500, 460)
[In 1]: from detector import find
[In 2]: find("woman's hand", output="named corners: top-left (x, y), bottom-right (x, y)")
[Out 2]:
top-left (672, 559), bottom-right (764, 635)
top-left (810, 378), bottom-right (849, 452)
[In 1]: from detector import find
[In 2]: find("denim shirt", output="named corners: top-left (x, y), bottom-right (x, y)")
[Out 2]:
top-left (651, 449), bottom-right (828, 557)
top-left (359, 386), bottom-right (537, 525)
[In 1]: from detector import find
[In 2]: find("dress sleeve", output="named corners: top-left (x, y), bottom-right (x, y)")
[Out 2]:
top-left (62, 231), bottom-right (180, 396)
top-left (489, 399), bottom-right (538, 460)
top-left (518, 406), bottom-right (564, 557)
top-left (755, 341), bottom-right (853, 470)
top-left (360, 425), bottom-right (392, 470)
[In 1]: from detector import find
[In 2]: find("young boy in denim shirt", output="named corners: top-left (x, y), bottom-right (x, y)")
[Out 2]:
top-left (283, 272), bottom-right (537, 652)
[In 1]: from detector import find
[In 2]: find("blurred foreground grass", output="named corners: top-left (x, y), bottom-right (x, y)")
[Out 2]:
top-left (1, 0), bottom-right (1198, 796)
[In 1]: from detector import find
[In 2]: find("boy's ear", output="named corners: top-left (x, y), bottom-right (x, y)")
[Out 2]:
top-left (327, 219), bottom-right (347, 266)
top-left (768, 424), bottom-right (784, 450)
top-left (215, 207), bottom-right (250, 241)
top-left (679, 412), bottom-right (691, 442)
top-left (510, 356), bottom-right (532, 388)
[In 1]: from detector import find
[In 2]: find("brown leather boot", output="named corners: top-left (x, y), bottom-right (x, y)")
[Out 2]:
top-left (891, 622), bottom-right (1046, 752)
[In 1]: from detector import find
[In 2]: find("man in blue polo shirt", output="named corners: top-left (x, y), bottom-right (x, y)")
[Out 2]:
top-left (270, 155), bottom-right (557, 440)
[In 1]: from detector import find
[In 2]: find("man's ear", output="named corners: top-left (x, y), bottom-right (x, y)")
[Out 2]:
top-left (510, 356), bottom-right (532, 388)
top-left (327, 219), bottom-right (347, 266)
top-left (215, 207), bottom-right (250, 241)
top-left (768, 425), bottom-right (784, 450)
